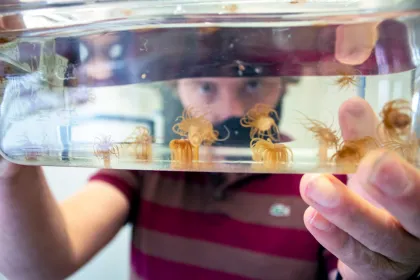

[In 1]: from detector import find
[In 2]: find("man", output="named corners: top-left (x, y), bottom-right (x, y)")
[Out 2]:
top-left (0, 19), bottom-right (420, 280)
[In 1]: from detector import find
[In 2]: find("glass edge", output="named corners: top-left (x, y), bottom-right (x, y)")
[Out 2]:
top-left (0, 2), bottom-right (418, 36)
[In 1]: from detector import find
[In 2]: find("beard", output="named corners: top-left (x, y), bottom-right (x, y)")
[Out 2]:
top-left (212, 99), bottom-right (285, 147)
top-left (212, 116), bottom-right (259, 147)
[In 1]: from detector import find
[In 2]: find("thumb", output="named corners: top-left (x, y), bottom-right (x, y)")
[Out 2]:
top-left (338, 96), bottom-right (380, 141)
top-left (338, 97), bottom-right (383, 208)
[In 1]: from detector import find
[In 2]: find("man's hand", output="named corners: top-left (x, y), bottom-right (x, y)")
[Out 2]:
top-left (300, 19), bottom-right (420, 279)
top-left (300, 96), bottom-right (420, 280)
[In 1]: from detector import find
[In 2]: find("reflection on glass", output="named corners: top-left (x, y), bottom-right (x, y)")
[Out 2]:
top-left (0, 10), bottom-right (419, 174)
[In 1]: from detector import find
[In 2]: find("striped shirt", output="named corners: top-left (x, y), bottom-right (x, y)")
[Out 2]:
top-left (89, 169), bottom-right (347, 280)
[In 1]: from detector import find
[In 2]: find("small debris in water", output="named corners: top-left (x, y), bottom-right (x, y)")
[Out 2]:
top-left (222, 4), bottom-right (238, 13)
top-left (174, 5), bottom-right (185, 14)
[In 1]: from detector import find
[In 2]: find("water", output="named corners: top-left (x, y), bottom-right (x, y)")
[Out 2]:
top-left (0, 1), bottom-right (419, 174)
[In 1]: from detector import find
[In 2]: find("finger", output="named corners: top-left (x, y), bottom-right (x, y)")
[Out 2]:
top-left (0, 16), bottom-right (25, 30)
top-left (338, 96), bottom-right (380, 142)
top-left (300, 173), bottom-right (419, 263)
top-left (335, 22), bottom-right (380, 65)
top-left (337, 97), bottom-right (384, 207)
top-left (354, 148), bottom-right (420, 239)
top-left (302, 206), bottom-right (398, 280)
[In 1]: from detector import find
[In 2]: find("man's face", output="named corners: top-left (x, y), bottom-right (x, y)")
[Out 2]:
top-left (79, 34), bottom-right (120, 81)
top-left (177, 77), bottom-right (284, 124)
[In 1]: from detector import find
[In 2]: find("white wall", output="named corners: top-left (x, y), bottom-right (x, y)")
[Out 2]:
top-left (42, 166), bottom-right (131, 280)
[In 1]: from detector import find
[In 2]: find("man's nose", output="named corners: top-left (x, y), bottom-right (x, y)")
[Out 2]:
top-left (85, 56), bottom-right (113, 81)
top-left (216, 90), bottom-right (245, 122)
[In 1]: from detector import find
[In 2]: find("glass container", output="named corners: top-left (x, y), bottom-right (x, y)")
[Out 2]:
top-left (0, 0), bottom-right (419, 174)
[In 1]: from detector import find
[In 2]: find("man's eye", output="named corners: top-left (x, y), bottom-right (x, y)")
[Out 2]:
top-left (199, 82), bottom-right (216, 94)
top-left (245, 79), bottom-right (261, 92)
top-left (109, 43), bottom-right (123, 59)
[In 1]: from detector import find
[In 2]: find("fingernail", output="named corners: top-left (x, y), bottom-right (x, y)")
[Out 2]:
top-left (369, 152), bottom-right (412, 197)
top-left (336, 47), bottom-right (373, 65)
top-left (309, 209), bottom-right (333, 231)
top-left (345, 100), bottom-right (365, 118)
top-left (343, 45), bottom-right (373, 59)
top-left (306, 175), bottom-right (340, 208)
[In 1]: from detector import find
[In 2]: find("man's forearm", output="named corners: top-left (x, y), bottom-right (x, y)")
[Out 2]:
top-left (0, 166), bottom-right (74, 280)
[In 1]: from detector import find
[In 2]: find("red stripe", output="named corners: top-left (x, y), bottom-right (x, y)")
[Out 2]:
top-left (89, 174), bottom-right (135, 202)
top-left (335, 174), bottom-right (348, 185)
top-left (128, 170), bottom-right (140, 178)
top-left (138, 200), bottom-right (319, 261)
top-left (158, 170), bottom-right (211, 184)
top-left (132, 246), bottom-right (251, 280)
top-left (240, 174), bottom-right (304, 196)
top-left (241, 174), bottom-right (347, 196)
top-left (133, 170), bottom-right (204, 184)
top-left (324, 250), bottom-right (338, 273)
